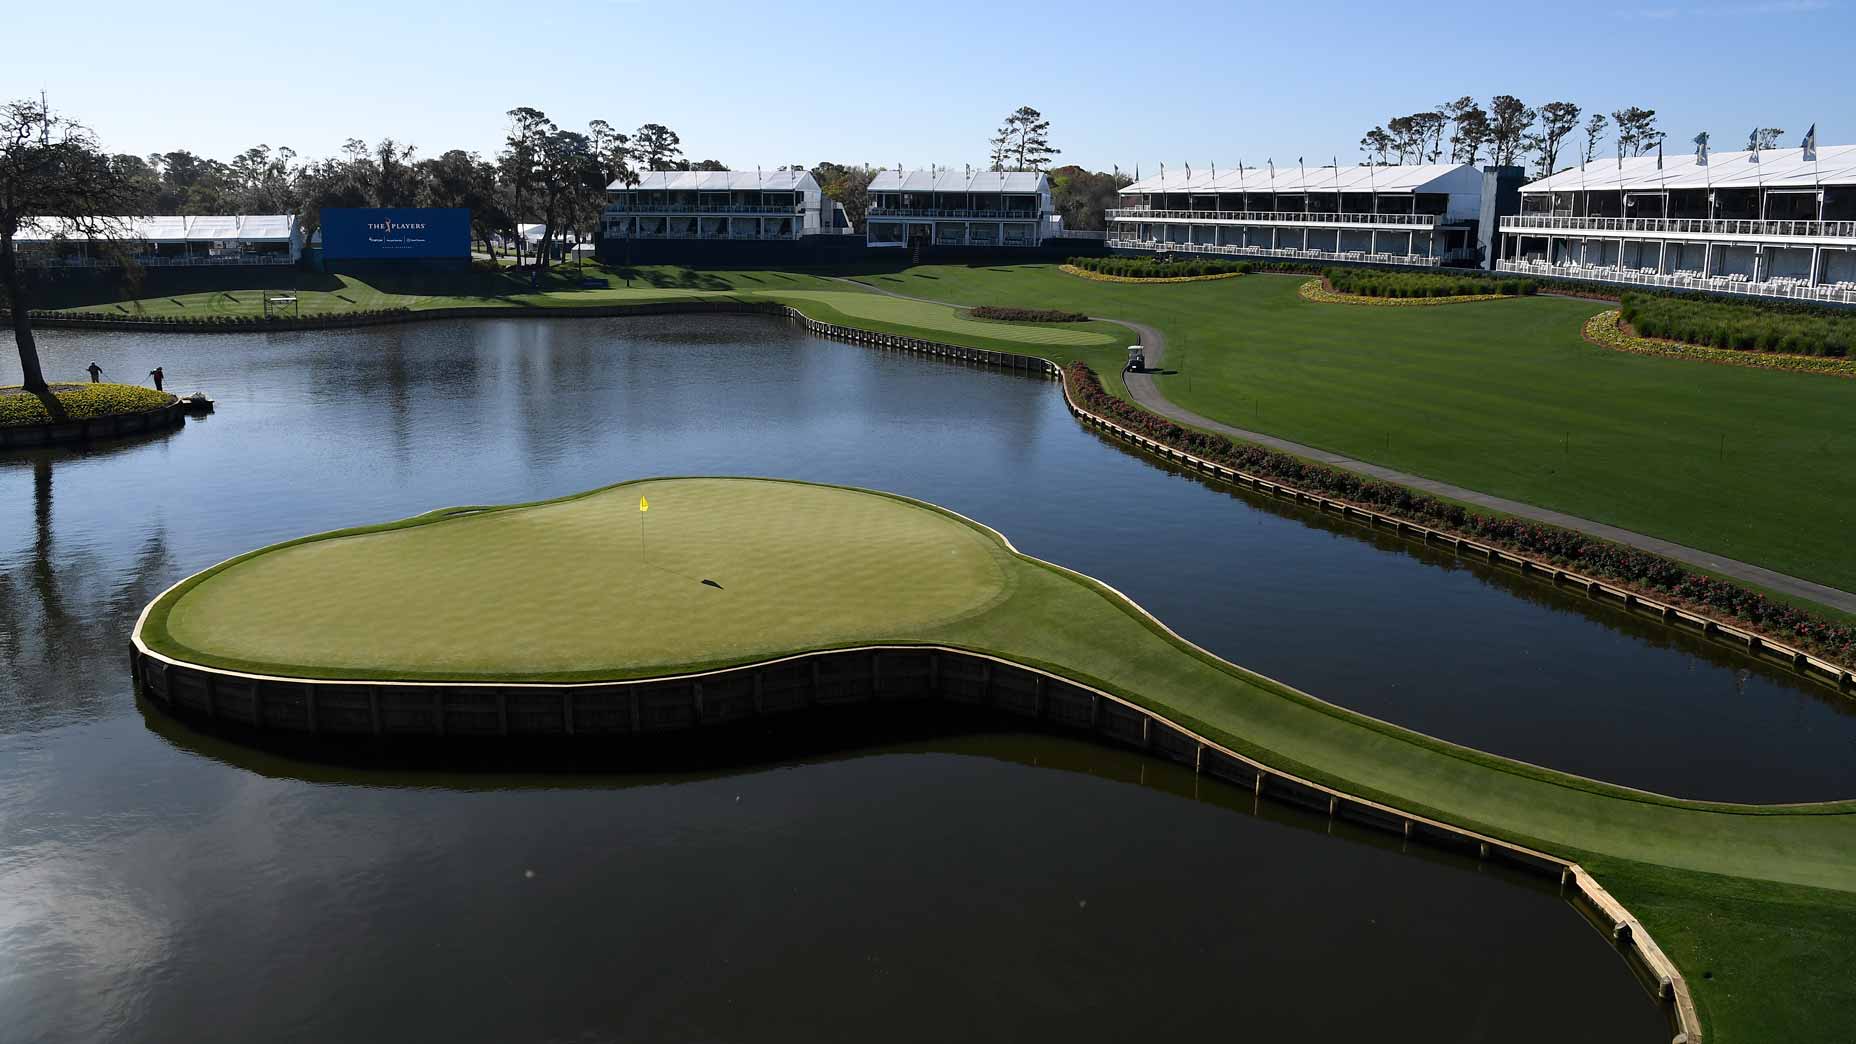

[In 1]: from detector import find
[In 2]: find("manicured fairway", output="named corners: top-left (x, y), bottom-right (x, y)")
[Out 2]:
top-left (856, 264), bottom-right (1856, 596)
top-left (137, 476), bottom-right (1856, 1042)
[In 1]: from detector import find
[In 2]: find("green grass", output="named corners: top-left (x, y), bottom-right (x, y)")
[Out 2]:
top-left (137, 476), bottom-right (1856, 1042)
top-left (0, 382), bottom-right (172, 426)
top-left (852, 264), bottom-right (1856, 595)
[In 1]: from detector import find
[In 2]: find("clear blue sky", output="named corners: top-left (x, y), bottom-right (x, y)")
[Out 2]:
top-left (6, 0), bottom-right (1850, 171)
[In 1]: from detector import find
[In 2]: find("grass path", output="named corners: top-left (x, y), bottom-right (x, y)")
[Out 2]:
top-left (855, 264), bottom-right (1856, 598)
top-left (139, 476), bottom-right (1856, 1043)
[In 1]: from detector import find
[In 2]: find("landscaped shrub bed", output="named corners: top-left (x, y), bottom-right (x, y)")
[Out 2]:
top-left (1325, 268), bottom-right (1537, 299)
top-left (20, 308), bottom-right (415, 326)
top-left (1619, 293), bottom-right (1854, 357)
top-left (1064, 362), bottom-right (1856, 664)
top-left (0, 383), bottom-right (172, 426)
top-left (968, 305), bottom-right (1090, 323)
top-left (1585, 310), bottom-right (1856, 377)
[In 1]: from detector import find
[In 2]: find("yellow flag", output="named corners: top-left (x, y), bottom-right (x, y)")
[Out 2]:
top-left (638, 496), bottom-right (649, 513)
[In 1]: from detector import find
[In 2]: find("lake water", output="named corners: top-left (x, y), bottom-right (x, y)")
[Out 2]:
top-left (5, 313), bottom-right (1832, 1040)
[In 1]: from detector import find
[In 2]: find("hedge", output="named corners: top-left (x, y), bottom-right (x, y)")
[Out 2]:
top-left (1619, 292), bottom-right (1854, 357)
top-left (0, 383), bottom-right (172, 427)
top-left (1324, 267), bottom-right (1537, 299)
top-left (1063, 362), bottom-right (1856, 665)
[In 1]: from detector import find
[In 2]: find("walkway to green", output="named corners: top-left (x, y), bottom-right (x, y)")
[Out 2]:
top-left (844, 265), bottom-right (1856, 608)
top-left (137, 477), bottom-right (1856, 1044)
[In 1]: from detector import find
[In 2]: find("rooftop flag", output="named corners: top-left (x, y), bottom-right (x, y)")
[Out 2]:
top-left (1657, 142), bottom-right (1663, 170)
top-left (1693, 131), bottom-right (1709, 166)
top-left (1749, 129), bottom-right (1761, 162)
top-left (1803, 124), bottom-right (1818, 162)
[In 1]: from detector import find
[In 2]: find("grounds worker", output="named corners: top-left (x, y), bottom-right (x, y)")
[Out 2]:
top-left (87, 362), bottom-right (102, 383)
top-left (149, 366), bottom-right (164, 391)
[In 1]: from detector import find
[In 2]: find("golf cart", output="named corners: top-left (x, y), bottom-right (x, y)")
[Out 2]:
top-left (1125, 345), bottom-right (1146, 372)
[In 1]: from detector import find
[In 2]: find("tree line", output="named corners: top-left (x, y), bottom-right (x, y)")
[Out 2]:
top-left (1360, 98), bottom-right (1672, 176)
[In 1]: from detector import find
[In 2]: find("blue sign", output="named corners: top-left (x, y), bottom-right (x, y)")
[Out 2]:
top-left (321, 208), bottom-right (470, 260)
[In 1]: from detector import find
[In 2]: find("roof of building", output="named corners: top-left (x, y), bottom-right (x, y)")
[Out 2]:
top-left (1521, 145), bottom-right (1856, 194)
top-left (15, 214), bottom-right (296, 242)
top-left (867, 170), bottom-right (1048, 193)
top-left (1121, 162), bottom-right (1474, 195)
top-left (608, 170), bottom-right (818, 193)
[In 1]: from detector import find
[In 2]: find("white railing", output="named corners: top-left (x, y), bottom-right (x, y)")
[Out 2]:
top-left (605, 202), bottom-right (803, 214)
top-left (1109, 239), bottom-right (1443, 267)
top-left (604, 230), bottom-right (800, 241)
top-left (1501, 214), bottom-right (1856, 240)
top-left (1051, 230), bottom-right (1109, 240)
top-left (20, 254), bottom-right (297, 269)
top-left (1497, 259), bottom-right (1856, 305)
top-left (867, 207), bottom-right (1042, 220)
top-left (1109, 208), bottom-right (1440, 228)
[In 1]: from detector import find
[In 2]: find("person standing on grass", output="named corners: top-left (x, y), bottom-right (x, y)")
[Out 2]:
top-left (149, 366), bottom-right (163, 391)
top-left (87, 362), bottom-right (102, 383)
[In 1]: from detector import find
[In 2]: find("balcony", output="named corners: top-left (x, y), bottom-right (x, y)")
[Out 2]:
top-left (1109, 208), bottom-right (1440, 229)
top-left (1500, 214), bottom-right (1856, 243)
top-left (604, 202), bottom-right (803, 215)
top-left (1497, 259), bottom-right (1856, 305)
top-left (1109, 238), bottom-right (1442, 267)
top-left (866, 207), bottom-right (1042, 221)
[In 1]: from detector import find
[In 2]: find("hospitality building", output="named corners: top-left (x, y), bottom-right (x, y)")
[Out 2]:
top-left (1497, 144), bottom-right (1856, 304)
top-left (600, 170), bottom-right (850, 243)
top-left (865, 170), bottom-right (1062, 249)
top-left (13, 215), bottom-right (301, 267)
top-left (1108, 163), bottom-right (1516, 269)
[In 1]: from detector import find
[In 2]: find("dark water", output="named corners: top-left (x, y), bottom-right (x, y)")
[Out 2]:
top-left (0, 312), bottom-right (1825, 1041)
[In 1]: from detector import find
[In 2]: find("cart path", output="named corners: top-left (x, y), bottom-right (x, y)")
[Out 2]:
top-left (831, 275), bottom-right (1856, 614)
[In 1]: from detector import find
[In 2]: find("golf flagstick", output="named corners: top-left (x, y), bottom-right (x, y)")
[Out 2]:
top-left (639, 495), bottom-right (649, 566)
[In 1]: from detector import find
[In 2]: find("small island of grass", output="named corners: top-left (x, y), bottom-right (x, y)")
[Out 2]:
top-left (1, 382), bottom-right (175, 427)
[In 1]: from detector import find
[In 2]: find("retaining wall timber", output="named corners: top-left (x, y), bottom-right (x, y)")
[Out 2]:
top-left (1056, 374), bottom-right (1855, 701)
top-left (128, 637), bottom-right (1699, 1042)
top-left (0, 398), bottom-right (185, 449)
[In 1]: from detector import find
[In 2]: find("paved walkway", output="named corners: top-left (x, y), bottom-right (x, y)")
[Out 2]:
top-left (831, 276), bottom-right (1856, 614)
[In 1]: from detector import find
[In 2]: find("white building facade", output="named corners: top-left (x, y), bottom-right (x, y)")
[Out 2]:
top-left (865, 171), bottom-right (1059, 248)
top-left (14, 214), bottom-right (301, 267)
top-left (1107, 164), bottom-right (1490, 268)
top-left (1497, 144), bottom-right (1856, 304)
top-left (601, 170), bottom-right (848, 242)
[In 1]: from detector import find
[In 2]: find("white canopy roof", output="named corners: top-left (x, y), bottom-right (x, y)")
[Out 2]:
top-left (1122, 162), bottom-right (1471, 195)
top-left (609, 170), bottom-right (818, 193)
top-left (867, 170), bottom-right (1048, 194)
top-left (15, 214), bottom-right (296, 242)
top-left (1521, 145), bottom-right (1856, 194)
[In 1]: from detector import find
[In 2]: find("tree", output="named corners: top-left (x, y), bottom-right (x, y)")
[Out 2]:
top-left (1487, 95), bottom-right (1536, 167)
top-left (1360, 127), bottom-right (1394, 166)
top-left (991, 107), bottom-right (1059, 172)
top-left (1386, 115), bottom-right (1419, 164)
top-left (500, 108), bottom-right (602, 269)
top-left (1442, 97), bottom-right (1490, 164)
top-left (1, 99), bottom-right (150, 394)
top-left (1410, 111), bottom-right (1447, 163)
top-left (812, 161), bottom-right (875, 231)
top-left (1581, 112), bottom-right (1608, 165)
top-left (1523, 101), bottom-right (1581, 177)
top-left (630, 123), bottom-right (682, 171)
top-left (1611, 107), bottom-right (1662, 157)
top-left (1047, 165), bottom-right (1130, 232)
top-left (416, 149), bottom-right (508, 256)
top-left (1747, 127), bottom-right (1785, 152)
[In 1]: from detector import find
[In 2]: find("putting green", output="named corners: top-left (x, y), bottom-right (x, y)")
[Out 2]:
top-left (151, 478), bottom-right (1012, 679)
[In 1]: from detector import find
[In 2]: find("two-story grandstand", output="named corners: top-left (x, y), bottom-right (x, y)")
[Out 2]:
top-left (1498, 143), bottom-right (1856, 303)
top-left (601, 170), bottom-right (849, 242)
top-left (864, 170), bottom-right (1062, 250)
top-left (13, 215), bottom-right (301, 267)
top-left (1108, 164), bottom-right (1514, 269)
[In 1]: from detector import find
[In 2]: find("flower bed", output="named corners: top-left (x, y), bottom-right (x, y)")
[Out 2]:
top-left (0, 383), bottom-right (174, 427)
top-left (1299, 279), bottom-right (1512, 307)
top-left (25, 307), bottom-right (415, 326)
top-left (1583, 311), bottom-right (1856, 379)
top-left (1063, 361), bottom-right (1856, 666)
top-left (966, 305), bottom-right (1091, 323)
top-left (1618, 292), bottom-right (1854, 357)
